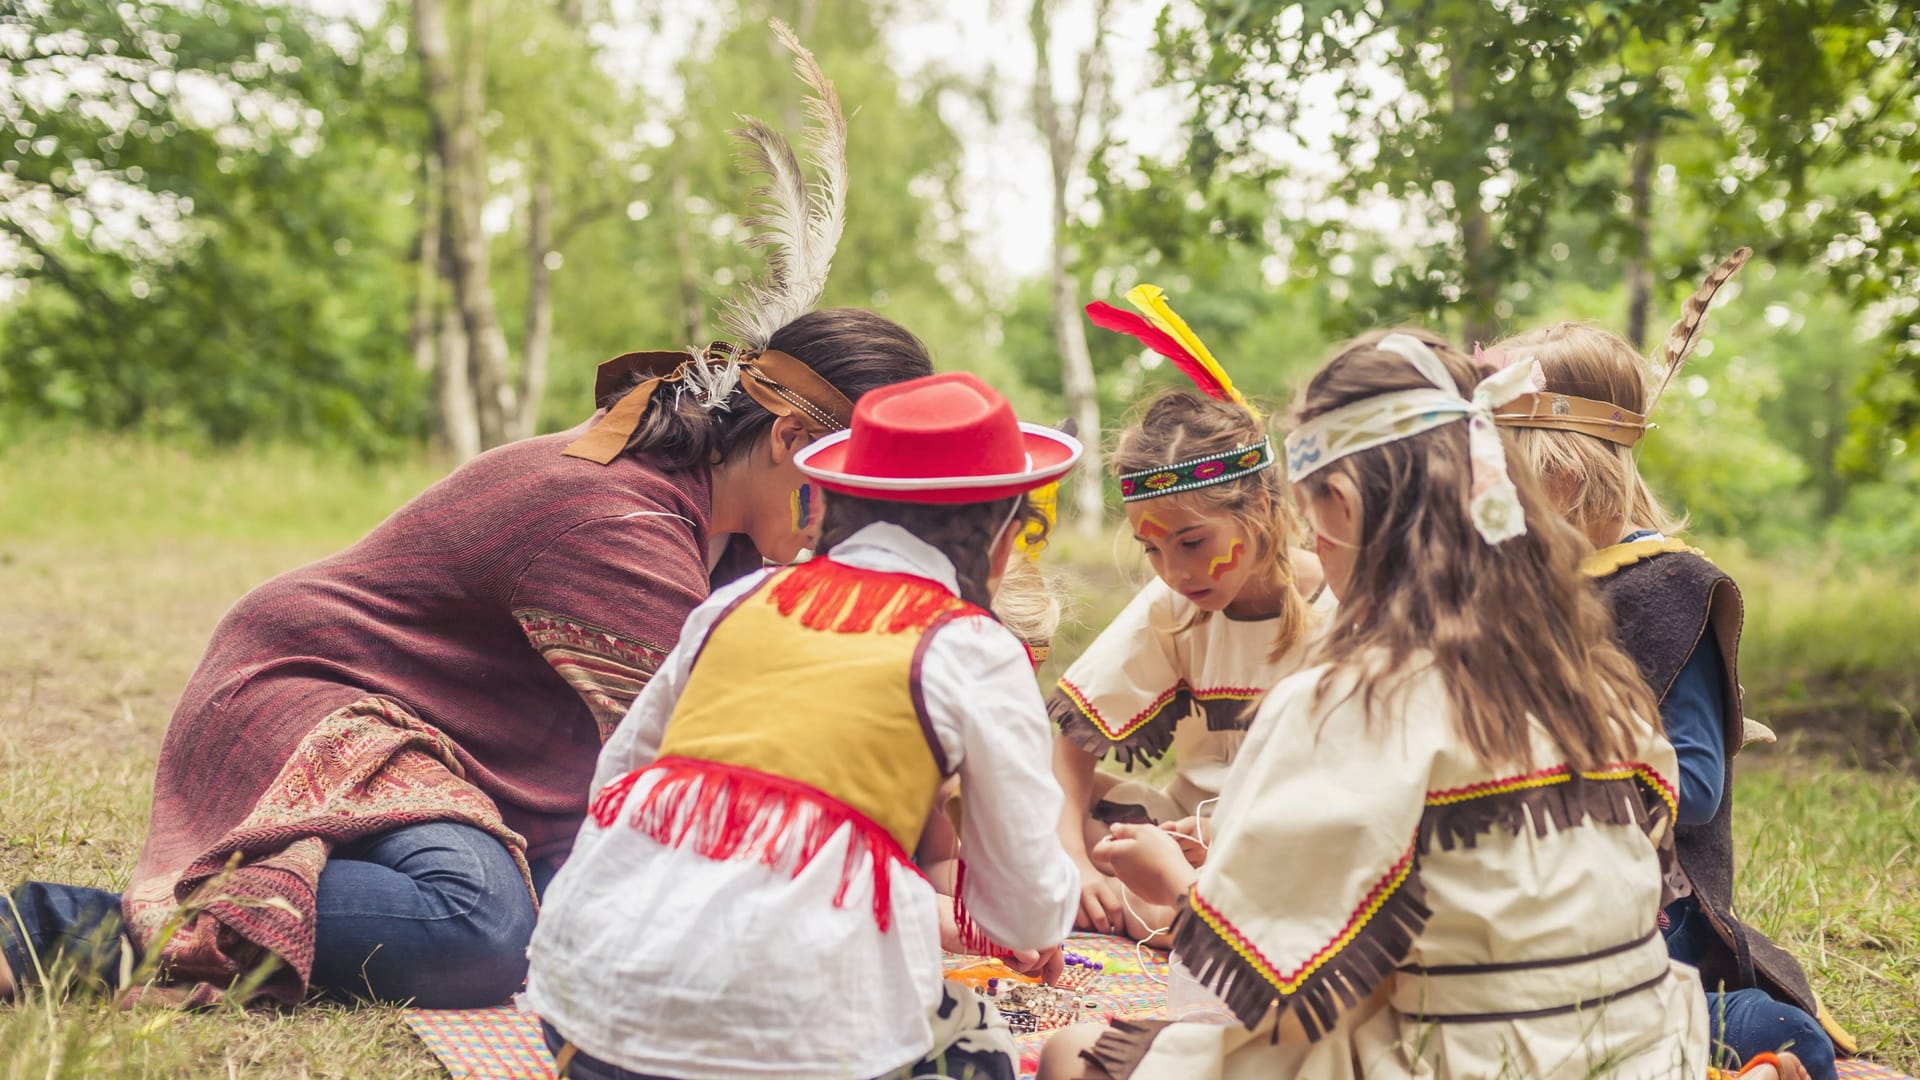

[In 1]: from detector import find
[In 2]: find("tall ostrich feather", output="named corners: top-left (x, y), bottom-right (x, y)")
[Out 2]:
top-left (1646, 247), bottom-right (1753, 415)
top-left (719, 20), bottom-right (849, 350)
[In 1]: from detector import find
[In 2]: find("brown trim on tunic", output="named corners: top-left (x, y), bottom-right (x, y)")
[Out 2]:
top-left (1416, 968), bottom-right (1669, 1024)
top-left (1401, 926), bottom-right (1660, 976)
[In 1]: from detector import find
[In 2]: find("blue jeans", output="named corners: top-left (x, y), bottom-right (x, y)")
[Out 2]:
top-left (2, 822), bottom-right (548, 1008)
top-left (1664, 899), bottom-right (1837, 1080)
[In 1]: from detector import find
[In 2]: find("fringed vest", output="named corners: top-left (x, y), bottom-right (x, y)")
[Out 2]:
top-left (1588, 539), bottom-right (1854, 1054)
top-left (590, 558), bottom-right (984, 932)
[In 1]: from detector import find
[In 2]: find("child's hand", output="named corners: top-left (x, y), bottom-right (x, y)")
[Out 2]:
top-left (1094, 823), bottom-right (1199, 907)
top-left (1158, 817), bottom-right (1209, 867)
top-left (1074, 859), bottom-right (1128, 935)
top-left (1004, 945), bottom-right (1067, 986)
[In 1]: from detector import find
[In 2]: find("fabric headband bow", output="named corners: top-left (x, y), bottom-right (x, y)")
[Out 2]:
top-left (563, 344), bottom-right (855, 465)
top-left (1284, 334), bottom-right (1542, 545)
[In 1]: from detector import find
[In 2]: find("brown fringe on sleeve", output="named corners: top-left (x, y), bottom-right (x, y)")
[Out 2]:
top-left (1047, 683), bottom-right (1191, 771)
top-left (1157, 765), bottom-right (1679, 1045)
top-left (1167, 856), bottom-right (1433, 1040)
top-left (1080, 1019), bottom-right (1174, 1080)
top-left (1420, 766), bottom-right (1679, 904)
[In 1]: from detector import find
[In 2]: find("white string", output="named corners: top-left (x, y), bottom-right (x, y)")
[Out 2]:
top-left (1119, 886), bottom-right (1172, 987)
top-left (1186, 796), bottom-right (1220, 850)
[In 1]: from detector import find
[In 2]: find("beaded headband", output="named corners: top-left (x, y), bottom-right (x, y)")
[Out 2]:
top-left (1117, 438), bottom-right (1275, 502)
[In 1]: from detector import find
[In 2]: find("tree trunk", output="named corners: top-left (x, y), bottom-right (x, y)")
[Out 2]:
top-left (434, 199), bottom-right (482, 461)
top-left (1031, 0), bottom-right (1105, 535)
top-left (1623, 123), bottom-right (1658, 350)
top-left (1447, 51), bottom-right (1501, 347)
top-left (416, 0), bottom-right (515, 449)
top-left (410, 152), bottom-right (442, 376)
top-left (1050, 248), bottom-right (1103, 535)
top-left (514, 158), bottom-right (554, 440)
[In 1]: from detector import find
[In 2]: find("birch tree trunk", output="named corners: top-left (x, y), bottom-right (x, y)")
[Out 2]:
top-left (415, 0), bottom-right (515, 449)
top-left (513, 157), bottom-right (553, 441)
top-left (434, 200), bottom-right (482, 461)
top-left (1031, 0), bottom-right (1111, 537)
top-left (410, 152), bottom-right (441, 377)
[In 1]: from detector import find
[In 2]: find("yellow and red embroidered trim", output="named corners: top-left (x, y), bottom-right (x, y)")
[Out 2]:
top-left (1187, 842), bottom-right (1416, 995)
top-left (1426, 761), bottom-right (1677, 820)
top-left (1059, 679), bottom-right (1264, 742)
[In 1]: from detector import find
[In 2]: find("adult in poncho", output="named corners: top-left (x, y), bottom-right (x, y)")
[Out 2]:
top-left (0, 22), bottom-right (929, 1009)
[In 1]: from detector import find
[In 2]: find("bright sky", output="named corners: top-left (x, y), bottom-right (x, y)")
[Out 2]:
top-left (592, 0), bottom-right (1195, 280)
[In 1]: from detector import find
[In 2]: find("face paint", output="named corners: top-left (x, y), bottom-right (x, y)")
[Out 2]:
top-left (1208, 538), bottom-right (1245, 580)
top-left (1137, 513), bottom-right (1170, 540)
top-left (790, 483), bottom-right (813, 530)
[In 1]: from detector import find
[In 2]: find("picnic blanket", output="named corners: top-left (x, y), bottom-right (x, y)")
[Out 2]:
top-left (403, 934), bottom-right (1912, 1079)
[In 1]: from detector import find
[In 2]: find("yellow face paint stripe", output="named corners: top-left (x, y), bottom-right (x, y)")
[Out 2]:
top-left (1208, 538), bottom-right (1245, 580)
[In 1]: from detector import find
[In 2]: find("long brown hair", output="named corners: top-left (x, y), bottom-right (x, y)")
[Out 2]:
top-left (1112, 390), bottom-right (1309, 661)
top-left (1494, 322), bottom-right (1684, 539)
top-left (1294, 328), bottom-right (1657, 771)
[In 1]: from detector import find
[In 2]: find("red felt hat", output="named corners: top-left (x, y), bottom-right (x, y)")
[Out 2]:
top-left (795, 372), bottom-right (1082, 504)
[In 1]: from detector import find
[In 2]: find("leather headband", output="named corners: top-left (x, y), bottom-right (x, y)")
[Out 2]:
top-left (563, 344), bottom-right (855, 465)
top-left (1494, 392), bottom-right (1647, 448)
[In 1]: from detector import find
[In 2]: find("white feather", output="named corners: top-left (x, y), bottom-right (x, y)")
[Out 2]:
top-left (683, 349), bottom-right (741, 411)
top-left (720, 19), bottom-right (849, 348)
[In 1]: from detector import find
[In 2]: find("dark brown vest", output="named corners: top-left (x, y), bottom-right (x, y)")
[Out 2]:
top-left (1596, 550), bottom-right (1824, 1023)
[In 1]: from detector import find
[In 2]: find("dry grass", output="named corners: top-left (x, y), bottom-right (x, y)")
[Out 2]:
top-left (0, 439), bottom-right (1914, 1075)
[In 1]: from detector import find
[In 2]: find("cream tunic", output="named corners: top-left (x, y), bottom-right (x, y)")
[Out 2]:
top-left (1093, 661), bottom-right (1711, 1080)
top-left (1051, 578), bottom-right (1332, 814)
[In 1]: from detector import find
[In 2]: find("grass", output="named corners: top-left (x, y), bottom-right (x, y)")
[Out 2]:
top-left (0, 437), bottom-right (1915, 1075)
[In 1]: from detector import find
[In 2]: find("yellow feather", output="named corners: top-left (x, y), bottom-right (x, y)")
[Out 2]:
top-left (1017, 481), bottom-right (1057, 560)
top-left (1124, 284), bottom-right (1259, 420)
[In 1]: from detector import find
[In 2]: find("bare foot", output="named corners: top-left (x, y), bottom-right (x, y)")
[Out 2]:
top-left (0, 951), bottom-right (14, 1002)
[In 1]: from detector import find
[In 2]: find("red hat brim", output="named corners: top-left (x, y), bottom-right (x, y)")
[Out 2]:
top-left (796, 424), bottom-right (1082, 505)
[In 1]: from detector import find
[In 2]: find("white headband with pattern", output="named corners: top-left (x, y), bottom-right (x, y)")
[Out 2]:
top-left (1284, 334), bottom-right (1542, 544)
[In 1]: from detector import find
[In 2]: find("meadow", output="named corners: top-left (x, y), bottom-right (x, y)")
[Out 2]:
top-left (1, 435), bottom-right (1915, 1077)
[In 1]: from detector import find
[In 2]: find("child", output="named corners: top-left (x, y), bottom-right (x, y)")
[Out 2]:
top-left (1490, 249), bottom-right (1847, 1080)
top-left (1053, 285), bottom-right (1326, 939)
top-left (924, 498), bottom-right (1066, 965)
top-left (1042, 329), bottom-right (1734, 1079)
top-left (525, 372), bottom-right (1083, 1080)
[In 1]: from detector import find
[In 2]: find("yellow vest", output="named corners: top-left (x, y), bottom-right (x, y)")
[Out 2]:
top-left (655, 557), bottom-right (979, 857)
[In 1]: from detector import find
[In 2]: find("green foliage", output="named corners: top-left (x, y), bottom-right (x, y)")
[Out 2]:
top-left (0, 1), bottom-right (427, 454)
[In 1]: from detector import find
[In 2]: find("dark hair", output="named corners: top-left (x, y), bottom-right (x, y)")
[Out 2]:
top-left (1295, 328), bottom-right (1656, 772)
top-left (604, 308), bottom-right (934, 469)
top-left (816, 491), bottom-right (1033, 609)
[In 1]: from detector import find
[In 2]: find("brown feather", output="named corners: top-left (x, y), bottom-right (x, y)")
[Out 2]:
top-left (1646, 247), bottom-right (1753, 414)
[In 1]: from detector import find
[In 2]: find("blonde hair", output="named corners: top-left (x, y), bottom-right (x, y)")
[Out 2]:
top-left (1112, 390), bottom-right (1309, 661)
top-left (992, 557), bottom-right (1064, 653)
top-left (1494, 323), bottom-right (1684, 539)
top-left (1295, 328), bottom-right (1657, 771)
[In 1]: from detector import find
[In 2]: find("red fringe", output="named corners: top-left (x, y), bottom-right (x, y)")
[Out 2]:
top-left (593, 756), bottom-right (924, 932)
top-left (951, 857), bottom-right (1013, 958)
top-left (768, 558), bottom-right (973, 634)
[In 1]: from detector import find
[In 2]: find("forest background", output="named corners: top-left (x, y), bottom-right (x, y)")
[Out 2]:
top-left (1, 0), bottom-right (1917, 1075)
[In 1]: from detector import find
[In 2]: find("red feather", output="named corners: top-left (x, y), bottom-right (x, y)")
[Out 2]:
top-left (1085, 301), bottom-right (1230, 402)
